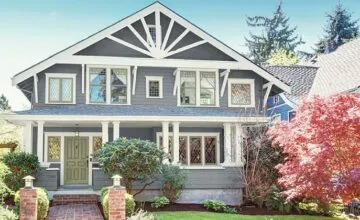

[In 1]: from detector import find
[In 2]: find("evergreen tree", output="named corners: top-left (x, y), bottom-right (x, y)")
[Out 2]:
top-left (315, 4), bottom-right (359, 53)
top-left (245, 1), bottom-right (304, 64)
top-left (0, 94), bottom-right (11, 111)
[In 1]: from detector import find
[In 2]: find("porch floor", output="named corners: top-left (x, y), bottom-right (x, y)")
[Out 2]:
top-left (47, 204), bottom-right (103, 220)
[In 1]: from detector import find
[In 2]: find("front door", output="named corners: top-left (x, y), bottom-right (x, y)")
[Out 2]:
top-left (64, 136), bottom-right (89, 184)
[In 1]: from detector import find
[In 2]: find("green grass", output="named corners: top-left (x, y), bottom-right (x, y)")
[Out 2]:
top-left (154, 211), bottom-right (335, 220)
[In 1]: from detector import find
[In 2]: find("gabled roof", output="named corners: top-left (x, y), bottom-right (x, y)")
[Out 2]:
top-left (11, 1), bottom-right (290, 94)
top-left (310, 38), bottom-right (360, 96)
top-left (266, 65), bottom-right (318, 104)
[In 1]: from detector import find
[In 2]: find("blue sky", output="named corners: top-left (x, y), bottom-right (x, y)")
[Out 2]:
top-left (1, 0), bottom-right (360, 110)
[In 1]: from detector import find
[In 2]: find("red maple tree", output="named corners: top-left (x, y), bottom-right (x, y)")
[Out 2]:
top-left (268, 93), bottom-right (360, 204)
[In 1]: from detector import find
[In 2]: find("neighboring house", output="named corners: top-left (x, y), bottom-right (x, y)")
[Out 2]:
top-left (265, 65), bottom-right (318, 121)
top-left (310, 38), bottom-right (360, 96)
top-left (0, 2), bottom-right (290, 204)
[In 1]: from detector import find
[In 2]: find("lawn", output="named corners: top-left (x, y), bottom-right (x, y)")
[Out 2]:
top-left (154, 211), bottom-right (335, 220)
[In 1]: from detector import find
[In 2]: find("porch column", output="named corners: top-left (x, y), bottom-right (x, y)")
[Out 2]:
top-left (37, 121), bottom-right (44, 163)
top-left (23, 121), bottom-right (33, 153)
top-left (113, 121), bottom-right (120, 141)
top-left (235, 123), bottom-right (243, 165)
top-left (101, 121), bottom-right (109, 143)
top-left (172, 122), bottom-right (180, 164)
top-left (223, 122), bottom-right (231, 166)
top-left (162, 122), bottom-right (169, 163)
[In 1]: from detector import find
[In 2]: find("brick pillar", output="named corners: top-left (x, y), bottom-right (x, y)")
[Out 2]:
top-left (19, 188), bottom-right (37, 220)
top-left (108, 187), bottom-right (126, 220)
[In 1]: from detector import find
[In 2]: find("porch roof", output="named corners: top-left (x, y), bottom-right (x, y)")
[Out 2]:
top-left (13, 104), bottom-right (264, 117)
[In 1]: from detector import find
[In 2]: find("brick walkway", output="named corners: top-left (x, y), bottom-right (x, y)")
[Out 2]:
top-left (47, 204), bottom-right (104, 220)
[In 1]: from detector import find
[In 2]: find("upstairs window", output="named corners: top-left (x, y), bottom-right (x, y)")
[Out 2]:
top-left (200, 72), bottom-right (216, 105)
top-left (228, 79), bottom-right (255, 107)
top-left (146, 76), bottom-right (163, 98)
top-left (180, 71), bottom-right (196, 105)
top-left (89, 68), bottom-right (106, 103)
top-left (46, 73), bottom-right (76, 104)
top-left (111, 68), bottom-right (129, 104)
top-left (288, 111), bottom-right (296, 121)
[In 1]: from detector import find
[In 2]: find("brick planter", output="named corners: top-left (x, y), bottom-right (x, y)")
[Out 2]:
top-left (108, 187), bottom-right (126, 220)
top-left (19, 188), bottom-right (37, 220)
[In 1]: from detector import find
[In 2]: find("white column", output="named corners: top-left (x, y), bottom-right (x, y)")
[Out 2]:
top-left (37, 121), bottom-right (44, 163)
top-left (162, 122), bottom-right (169, 163)
top-left (113, 121), bottom-right (120, 141)
top-left (223, 123), bottom-right (231, 166)
top-left (235, 123), bottom-right (243, 166)
top-left (172, 122), bottom-right (180, 164)
top-left (23, 121), bottom-right (33, 153)
top-left (101, 121), bottom-right (109, 143)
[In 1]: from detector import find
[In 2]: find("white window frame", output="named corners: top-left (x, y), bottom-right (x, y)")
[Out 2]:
top-left (227, 78), bottom-right (255, 108)
top-left (45, 73), bottom-right (76, 104)
top-left (145, 76), bottom-right (163, 98)
top-left (156, 132), bottom-right (221, 168)
top-left (147, 24), bottom-right (161, 45)
top-left (177, 68), bottom-right (219, 107)
top-left (86, 65), bottom-right (131, 105)
top-left (288, 110), bottom-right (296, 122)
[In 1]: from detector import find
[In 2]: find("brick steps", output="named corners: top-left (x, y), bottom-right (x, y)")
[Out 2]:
top-left (52, 194), bottom-right (98, 206)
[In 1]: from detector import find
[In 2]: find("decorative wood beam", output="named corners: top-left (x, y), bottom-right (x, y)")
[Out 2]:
top-left (128, 25), bottom-right (152, 52)
top-left (220, 69), bottom-right (230, 97)
top-left (220, 69), bottom-right (229, 77)
top-left (164, 40), bottom-right (206, 58)
top-left (172, 68), bottom-right (179, 96)
top-left (132, 66), bottom-right (138, 95)
top-left (81, 64), bottom-right (85, 94)
top-left (263, 83), bottom-right (273, 108)
top-left (164, 29), bottom-right (189, 53)
top-left (34, 75), bottom-right (38, 103)
top-left (155, 10), bottom-right (161, 50)
top-left (141, 18), bottom-right (155, 48)
top-left (107, 35), bottom-right (153, 57)
top-left (263, 81), bottom-right (273, 89)
top-left (161, 19), bottom-right (174, 51)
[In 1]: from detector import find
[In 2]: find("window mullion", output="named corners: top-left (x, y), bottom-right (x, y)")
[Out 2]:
top-left (127, 68), bottom-right (131, 104)
top-left (201, 136), bottom-right (205, 165)
top-left (196, 70), bottom-right (200, 106)
top-left (59, 79), bottom-right (63, 102)
top-left (106, 67), bottom-right (111, 104)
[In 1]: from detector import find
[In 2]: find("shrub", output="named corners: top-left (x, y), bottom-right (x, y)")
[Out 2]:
top-left (161, 164), bottom-right (187, 203)
top-left (2, 152), bottom-right (40, 191)
top-left (0, 162), bottom-right (12, 203)
top-left (100, 187), bottom-right (135, 218)
top-left (203, 199), bottom-right (227, 212)
top-left (128, 210), bottom-right (157, 220)
top-left (223, 206), bottom-right (238, 214)
top-left (265, 185), bottom-right (294, 213)
top-left (151, 196), bottom-right (169, 208)
top-left (96, 138), bottom-right (165, 195)
top-left (0, 206), bottom-right (18, 220)
top-left (298, 199), bottom-right (344, 217)
top-left (15, 187), bottom-right (49, 220)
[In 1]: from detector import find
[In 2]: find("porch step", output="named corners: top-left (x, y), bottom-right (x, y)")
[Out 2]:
top-left (52, 194), bottom-right (98, 206)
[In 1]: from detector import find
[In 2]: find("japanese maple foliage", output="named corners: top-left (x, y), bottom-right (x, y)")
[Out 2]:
top-left (268, 93), bottom-right (360, 204)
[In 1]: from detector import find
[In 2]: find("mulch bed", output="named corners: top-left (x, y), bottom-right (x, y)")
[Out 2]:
top-left (137, 202), bottom-right (298, 215)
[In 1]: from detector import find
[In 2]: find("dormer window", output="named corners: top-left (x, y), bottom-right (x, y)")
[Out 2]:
top-left (147, 25), bottom-right (160, 46)
top-left (45, 73), bottom-right (76, 104)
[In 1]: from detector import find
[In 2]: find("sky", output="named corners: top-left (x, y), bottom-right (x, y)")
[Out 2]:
top-left (1, 0), bottom-right (360, 110)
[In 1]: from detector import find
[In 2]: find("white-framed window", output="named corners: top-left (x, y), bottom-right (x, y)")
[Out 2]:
top-left (288, 110), bottom-right (296, 121)
top-left (45, 73), bottom-right (76, 104)
top-left (145, 76), bottom-right (163, 98)
top-left (227, 78), bottom-right (255, 107)
top-left (86, 65), bottom-right (131, 105)
top-left (274, 95), bottom-right (280, 104)
top-left (178, 69), bottom-right (219, 107)
top-left (147, 24), bottom-right (160, 46)
top-left (156, 132), bottom-right (220, 166)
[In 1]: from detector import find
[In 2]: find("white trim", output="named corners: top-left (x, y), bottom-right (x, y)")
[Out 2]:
top-left (44, 132), bottom-right (102, 186)
top-left (155, 10), bottom-right (162, 50)
top-left (227, 78), bottom-right (255, 108)
top-left (279, 93), bottom-right (296, 108)
top-left (101, 121), bottom-right (109, 143)
top-left (220, 69), bottom-right (230, 97)
top-left (164, 40), bottom-right (206, 58)
top-left (128, 25), bottom-right (152, 52)
top-left (37, 121), bottom-right (44, 164)
top-left (161, 122), bottom-right (169, 163)
top-left (156, 132), bottom-right (221, 168)
top-left (165, 29), bottom-right (189, 53)
top-left (45, 73), bottom-right (77, 104)
top-left (263, 83), bottom-right (273, 108)
top-left (266, 102), bottom-right (288, 111)
top-left (145, 76), bottom-right (163, 98)
top-left (113, 121), bottom-right (120, 141)
top-left (142, 18), bottom-right (156, 49)
top-left (107, 35), bottom-right (153, 57)
top-left (23, 121), bottom-right (33, 153)
top-left (271, 113), bottom-right (281, 122)
top-left (162, 19), bottom-right (174, 51)
top-left (172, 68), bottom-right (179, 96)
top-left (86, 65), bottom-right (131, 105)
top-left (81, 64), bottom-right (85, 94)
top-left (34, 75), bottom-right (38, 103)
top-left (132, 66), bottom-right (138, 95)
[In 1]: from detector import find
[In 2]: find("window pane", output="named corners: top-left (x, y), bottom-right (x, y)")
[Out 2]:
top-left (200, 72), bottom-right (215, 105)
top-left (159, 136), bottom-right (173, 162)
top-left (48, 136), bottom-right (60, 162)
top-left (180, 71), bottom-right (196, 105)
top-left (205, 137), bottom-right (216, 164)
top-left (92, 136), bottom-right (102, 162)
top-left (149, 27), bottom-right (156, 44)
top-left (89, 68), bottom-right (106, 103)
top-left (179, 136), bottom-right (187, 164)
top-left (231, 84), bottom-right (251, 105)
top-left (111, 68), bottom-right (128, 104)
top-left (190, 137), bottom-right (201, 164)
top-left (149, 81), bottom-right (160, 97)
top-left (200, 72), bottom-right (215, 88)
top-left (49, 78), bottom-right (60, 102)
top-left (61, 78), bottom-right (73, 102)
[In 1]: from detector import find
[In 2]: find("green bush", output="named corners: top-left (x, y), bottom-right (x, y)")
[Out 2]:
top-left (298, 200), bottom-right (343, 217)
top-left (203, 199), bottom-right (237, 214)
top-left (151, 196), bottom-right (169, 208)
top-left (0, 162), bottom-right (13, 203)
top-left (265, 185), bottom-right (294, 213)
top-left (0, 206), bottom-right (18, 220)
top-left (2, 152), bottom-right (40, 191)
top-left (15, 187), bottom-right (49, 220)
top-left (100, 187), bottom-right (135, 218)
top-left (128, 210), bottom-right (157, 220)
top-left (161, 164), bottom-right (187, 203)
top-left (223, 206), bottom-right (238, 214)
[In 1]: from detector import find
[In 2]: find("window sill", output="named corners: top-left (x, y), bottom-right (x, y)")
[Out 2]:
top-left (179, 165), bottom-right (225, 170)
top-left (46, 168), bottom-right (60, 171)
top-left (146, 96), bottom-right (163, 99)
top-left (177, 105), bottom-right (220, 108)
top-left (45, 102), bottom-right (75, 105)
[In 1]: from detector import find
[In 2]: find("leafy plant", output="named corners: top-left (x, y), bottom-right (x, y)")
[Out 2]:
top-left (128, 210), bottom-right (157, 220)
top-left (161, 164), bottom-right (187, 203)
top-left (0, 206), bottom-right (18, 220)
top-left (298, 199), bottom-right (344, 217)
top-left (267, 48), bottom-right (300, 66)
top-left (265, 185), bottom-right (294, 213)
top-left (96, 138), bottom-right (165, 196)
top-left (100, 187), bottom-right (135, 218)
top-left (203, 199), bottom-right (227, 212)
top-left (2, 152), bottom-right (40, 191)
top-left (15, 187), bottom-right (49, 220)
top-left (0, 162), bottom-right (13, 203)
top-left (151, 196), bottom-right (169, 208)
top-left (223, 206), bottom-right (237, 214)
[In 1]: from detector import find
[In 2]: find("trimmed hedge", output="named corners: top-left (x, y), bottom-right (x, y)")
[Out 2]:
top-left (15, 187), bottom-right (49, 220)
top-left (100, 187), bottom-right (135, 218)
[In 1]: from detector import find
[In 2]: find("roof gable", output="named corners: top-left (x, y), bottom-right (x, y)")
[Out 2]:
top-left (11, 1), bottom-right (290, 94)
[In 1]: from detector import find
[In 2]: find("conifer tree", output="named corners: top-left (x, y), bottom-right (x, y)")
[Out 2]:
top-left (0, 94), bottom-right (11, 111)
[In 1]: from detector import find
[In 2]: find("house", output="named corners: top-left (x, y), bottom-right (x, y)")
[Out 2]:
top-left (265, 65), bottom-right (317, 121)
top-left (0, 2), bottom-right (290, 205)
